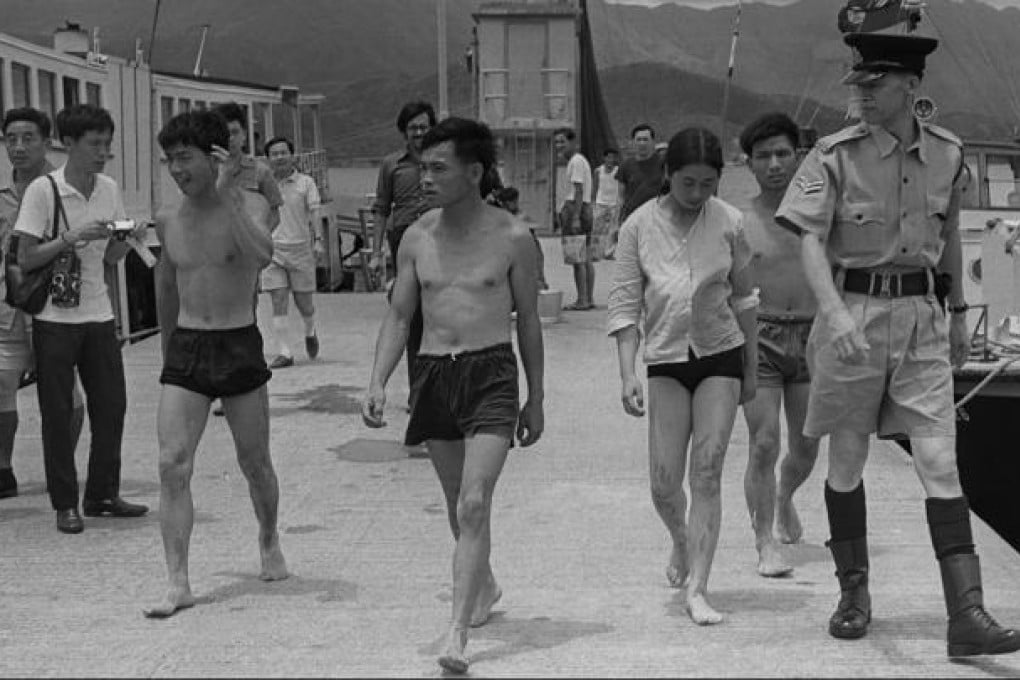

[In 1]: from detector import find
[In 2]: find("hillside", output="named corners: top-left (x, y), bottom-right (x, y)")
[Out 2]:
top-left (5, 0), bottom-right (1020, 156)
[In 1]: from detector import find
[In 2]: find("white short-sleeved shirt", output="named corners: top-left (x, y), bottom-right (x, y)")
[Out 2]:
top-left (13, 167), bottom-right (124, 324)
top-left (595, 164), bottom-right (620, 207)
top-left (274, 170), bottom-right (321, 245)
top-left (557, 152), bottom-right (593, 208)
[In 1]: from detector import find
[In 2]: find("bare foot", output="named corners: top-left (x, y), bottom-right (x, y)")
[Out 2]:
top-left (757, 542), bottom-right (793, 578)
top-left (470, 578), bottom-right (502, 628)
top-left (143, 587), bottom-right (196, 619)
top-left (438, 626), bottom-right (469, 674)
top-left (686, 592), bottom-right (723, 626)
top-left (666, 543), bottom-right (689, 588)
top-left (259, 534), bottom-right (289, 581)
top-left (776, 497), bottom-right (803, 544)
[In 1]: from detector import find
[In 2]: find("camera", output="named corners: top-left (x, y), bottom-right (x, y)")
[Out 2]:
top-left (107, 219), bottom-right (136, 240)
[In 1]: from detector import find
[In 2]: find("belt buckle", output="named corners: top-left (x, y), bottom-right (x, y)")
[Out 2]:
top-left (874, 272), bottom-right (896, 297)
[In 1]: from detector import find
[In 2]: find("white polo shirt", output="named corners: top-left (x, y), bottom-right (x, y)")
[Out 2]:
top-left (13, 166), bottom-right (124, 324)
top-left (274, 170), bottom-right (321, 246)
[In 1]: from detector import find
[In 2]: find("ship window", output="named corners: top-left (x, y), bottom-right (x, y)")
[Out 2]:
top-left (86, 83), bottom-right (102, 107)
top-left (11, 62), bottom-right (30, 108)
top-left (987, 155), bottom-right (1020, 209)
top-left (160, 97), bottom-right (174, 126)
top-left (62, 76), bottom-right (80, 108)
top-left (37, 71), bottom-right (58, 138)
top-left (178, 98), bottom-right (191, 113)
top-left (193, 101), bottom-right (206, 111)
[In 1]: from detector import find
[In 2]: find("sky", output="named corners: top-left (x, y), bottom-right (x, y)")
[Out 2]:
top-left (606, 0), bottom-right (1018, 8)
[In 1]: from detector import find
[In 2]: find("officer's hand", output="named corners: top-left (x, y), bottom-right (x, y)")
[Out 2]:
top-left (949, 313), bottom-right (970, 368)
top-left (516, 398), bottom-right (544, 447)
top-left (361, 386), bottom-right (386, 428)
top-left (828, 306), bottom-right (870, 364)
top-left (620, 374), bottom-right (645, 417)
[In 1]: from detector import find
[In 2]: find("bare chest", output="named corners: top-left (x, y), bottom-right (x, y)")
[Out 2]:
top-left (165, 211), bottom-right (244, 273)
top-left (416, 243), bottom-right (512, 295)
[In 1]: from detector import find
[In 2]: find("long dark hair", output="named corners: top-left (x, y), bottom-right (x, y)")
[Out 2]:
top-left (665, 127), bottom-right (723, 176)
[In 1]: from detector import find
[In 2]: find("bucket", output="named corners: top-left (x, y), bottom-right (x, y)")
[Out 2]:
top-left (538, 289), bottom-right (563, 324)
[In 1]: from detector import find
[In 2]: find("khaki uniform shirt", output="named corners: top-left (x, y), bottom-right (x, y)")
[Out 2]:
top-left (775, 120), bottom-right (965, 270)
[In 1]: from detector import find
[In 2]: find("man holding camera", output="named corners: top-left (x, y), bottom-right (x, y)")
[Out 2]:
top-left (13, 104), bottom-right (148, 534)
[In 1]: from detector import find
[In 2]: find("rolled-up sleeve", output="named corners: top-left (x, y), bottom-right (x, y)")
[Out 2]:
top-left (775, 147), bottom-right (837, 239)
top-left (607, 217), bottom-right (643, 336)
top-left (372, 156), bottom-right (394, 218)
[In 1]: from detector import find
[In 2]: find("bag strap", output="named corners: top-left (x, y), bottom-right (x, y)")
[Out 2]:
top-left (44, 174), bottom-right (70, 241)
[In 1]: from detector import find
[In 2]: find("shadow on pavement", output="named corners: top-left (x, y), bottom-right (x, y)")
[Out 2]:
top-left (665, 585), bottom-right (813, 618)
top-left (205, 571), bottom-right (359, 606)
top-left (418, 616), bottom-right (613, 666)
top-left (271, 384), bottom-right (364, 418)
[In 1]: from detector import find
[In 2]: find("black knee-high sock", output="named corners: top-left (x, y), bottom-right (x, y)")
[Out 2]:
top-left (926, 496), bottom-right (975, 560)
top-left (825, 481), bottom-right (867, 542)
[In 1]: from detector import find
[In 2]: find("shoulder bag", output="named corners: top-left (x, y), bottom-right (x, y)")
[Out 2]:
top-left (4, 175), bottom-right (64, 314)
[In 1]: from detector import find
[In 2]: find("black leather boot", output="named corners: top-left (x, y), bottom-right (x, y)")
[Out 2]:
top-left (939, 553), bottom-right (1020, 657)
top-left (827, 536), bottom-right (871, 639)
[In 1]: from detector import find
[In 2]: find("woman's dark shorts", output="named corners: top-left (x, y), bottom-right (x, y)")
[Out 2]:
top-left (159, 325), bottom-right (272, 399)
top-left (406, 343), bottom-right (519, 446)
top-left (647, 345), bottom-right (744, 393)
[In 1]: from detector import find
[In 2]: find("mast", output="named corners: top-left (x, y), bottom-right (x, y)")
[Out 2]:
top-left (719, 0), bottom-right (743, 144)
top-left (437, 0), bottom-right (449, 119)
top-left (193, 24), bottom-right (210, 77)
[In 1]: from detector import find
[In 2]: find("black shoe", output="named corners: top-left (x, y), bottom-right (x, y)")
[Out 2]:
top-left (83, 497), bottom-right (149, 518)
top-left (940, 553), bottom-right (1020, 657)
top-left (827, 537), bottom-right (872, 640)
top-left (0, 468), bottom-right (17, 499)
top-left (270, 354), bottom-right (295, 369)
top-left (56, 508), bottom-right (84, 534)
top-left (305, 333), bottom-right (319, 359)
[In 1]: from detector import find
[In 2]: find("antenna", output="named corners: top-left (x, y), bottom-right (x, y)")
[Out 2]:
top-left (719, 0), bottom-right (743, 142)
top-left (193, 24), bottom-right (211, 77)
top-left (148, 0), bottom-right (162, 66)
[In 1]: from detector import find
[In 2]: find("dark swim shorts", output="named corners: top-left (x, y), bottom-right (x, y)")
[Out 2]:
top-left (159, 325), bottom-right (272, 399)
top-left (646, 345), bottom-right (744, 393)
top-left (405, 343), bottom-right (520, 446)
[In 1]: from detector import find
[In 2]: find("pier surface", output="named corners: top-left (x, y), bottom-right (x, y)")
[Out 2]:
top-left (1, 240), bottom-right (1019, 678)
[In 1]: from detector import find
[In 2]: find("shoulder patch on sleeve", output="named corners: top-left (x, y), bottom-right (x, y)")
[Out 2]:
top-left (924, 123), bottom-right (963, 149)
top-left (816, 124), bottom-right (869, 154)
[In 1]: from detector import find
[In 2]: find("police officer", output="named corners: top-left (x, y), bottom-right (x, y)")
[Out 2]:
top-left (776, 31), bottom-right (1020, 656)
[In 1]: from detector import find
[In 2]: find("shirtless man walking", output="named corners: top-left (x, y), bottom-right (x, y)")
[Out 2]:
top-left (144, 110), bottom-right (287, 619)
top-left (739, 113), bottom-right (820, 576)
top-left (362, 117), bottom-right (544, 674)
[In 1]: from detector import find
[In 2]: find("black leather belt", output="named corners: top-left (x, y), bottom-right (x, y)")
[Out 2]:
top-left (841, 268), bottom-right (932, 297)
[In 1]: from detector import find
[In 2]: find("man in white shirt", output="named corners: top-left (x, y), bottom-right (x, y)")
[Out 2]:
top-left (593, 147), bottom-right (621, 259)
top-left (261, 136), bottom-right (323, 368)
top-left (553, 128), bottom-right (595, 310)
top-left (14, 104), bottom-right (148, 533)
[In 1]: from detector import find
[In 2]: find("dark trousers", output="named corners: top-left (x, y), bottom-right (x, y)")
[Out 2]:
top-left (33, 319), bottom-right (126, 511)
top-left (387, 226), bottom-right (424, 394)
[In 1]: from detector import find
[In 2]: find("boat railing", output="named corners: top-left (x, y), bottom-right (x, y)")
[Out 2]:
top-left (293, 149), bottom-right (331, 203)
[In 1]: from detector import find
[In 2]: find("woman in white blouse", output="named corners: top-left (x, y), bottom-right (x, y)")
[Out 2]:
top-left (608, 127), bottom-right (758, 626)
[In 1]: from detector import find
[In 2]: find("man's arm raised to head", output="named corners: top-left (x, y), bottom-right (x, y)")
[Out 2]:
top-left (153, 218), bottom-right (180, 359)
top-left (509, 220), bottom-right (544, 446)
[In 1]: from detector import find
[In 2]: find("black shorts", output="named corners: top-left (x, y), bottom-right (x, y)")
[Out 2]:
top-left (406, 343), bottom-right (519, 446)
top-left (647, 345), bottom-right (744, 393)
top-left (159, 325), bottom-right (272, 399)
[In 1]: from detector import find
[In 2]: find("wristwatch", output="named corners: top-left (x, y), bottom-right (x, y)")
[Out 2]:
top-left (948, 303), bottom-right (969, 314)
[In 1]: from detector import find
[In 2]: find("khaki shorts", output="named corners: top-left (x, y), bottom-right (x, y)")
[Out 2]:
top-left (0, 312), bottom-right (31, 372)
top-left (805, 292), bottom-right (954, 440)
top-left (757, 316), bottom-right (812, 388)
top-left (261, 242), bottom-right (316, 293)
